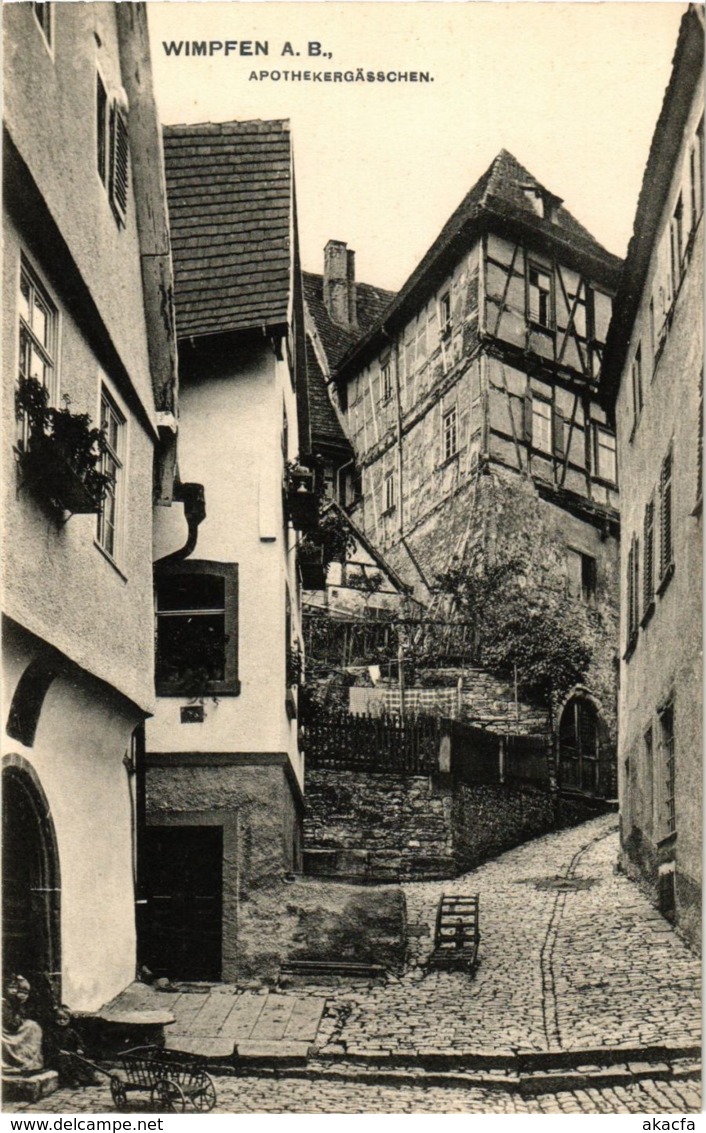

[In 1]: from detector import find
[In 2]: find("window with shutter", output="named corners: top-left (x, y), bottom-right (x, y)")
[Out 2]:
top-left (656, 701), bottom-right (676, 841)
top-left (697, 369), bottom-right (703, 508)
top-left (109, 101), bottom-right (129, 224)
top-left (631, 344), bottom-right (643, 427)
top-left (626, 535), bottom-right (640, 651)
top-left (592, 425), bottom-right (617, 484)
top-left (659, 446), bottom-right (674, 585)
top-left (531, 399), bottom-right (552, 454)
top-left (552, 407), bottom-right (565, 459)
top-left (96, 73), bottom-right (108, 185)
top-left (642, 496), bottom-right (655, 621)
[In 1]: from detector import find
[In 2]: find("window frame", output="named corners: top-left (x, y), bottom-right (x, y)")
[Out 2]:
top-left (95, 385), bottom-right (126, 565)
top-left (658, 444), bottom-right (674, 590)
top-left (442, 405), bottom-right (458, 463)
top-left (439, 291), bottom-right (452, 338)
top-left (380, 359), bottom-right (392, 403)
top-left (566, 547), bottom-right (597, 605)
top-left (592, 424), bottom-right (617, 486)
top-left (631, 343), bottom-right (643, 431)
top-left (96, 70), bottom-right (109, 187)
top-left (531, 397), bottom-right (553, 455)
top-left (656, 700), bottom-right (676, 842)
top-left (18, 259), bottom-right (59, 400)
top-left (155, 560), bottom-right (240, 698)
top-left (527, 262), bottom-right (554, 331)
top-left (384, 470), bottom-right (396, 514)
top-left (641, 495), bottom-right (655, 627)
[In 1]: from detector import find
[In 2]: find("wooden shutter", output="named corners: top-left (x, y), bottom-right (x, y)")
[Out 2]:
top-left (643, 498), bottom-right (654, 612)
top-left (660, 449), bottom-right (673, 575)
top-left (552, 407), bottom-right (565, 459)
top-left (698, 369), bottom-right (703, 503)
top-left (110, 101), bottom-right (129, 223)
top-left (626, 542), bottom-right (634, 645)
top-left (523, 391), bottom-right (533, 444)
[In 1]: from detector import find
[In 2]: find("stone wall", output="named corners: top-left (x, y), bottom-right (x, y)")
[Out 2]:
top-left (304, 770), bottom-right (454, 881)
top-left (304, 766), bottom-right (607, 882)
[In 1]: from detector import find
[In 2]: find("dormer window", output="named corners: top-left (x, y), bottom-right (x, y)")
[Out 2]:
top-left (522, 186), bottom-right (545, 218)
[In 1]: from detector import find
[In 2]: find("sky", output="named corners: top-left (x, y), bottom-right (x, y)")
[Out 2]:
top-left (146, 2), bottom-right (687, 292)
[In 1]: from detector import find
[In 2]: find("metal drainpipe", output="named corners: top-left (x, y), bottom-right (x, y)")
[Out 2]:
top-left (336, 456), bottom-right (355, 507)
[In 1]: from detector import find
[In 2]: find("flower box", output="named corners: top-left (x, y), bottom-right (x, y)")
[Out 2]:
top-left (18, 435), bottom-right (105, 515)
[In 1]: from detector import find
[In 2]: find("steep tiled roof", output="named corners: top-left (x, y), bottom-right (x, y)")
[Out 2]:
top-left (163, 120), bottom-right (292, 339)
top-left (336, 149), bottom-right (622, 378)
top-left (306, 335), bottom-right (349, 447)
top-left (304, 271), bottom-right (395, 450)
top-left (303, 272), bottom-right (395, 371)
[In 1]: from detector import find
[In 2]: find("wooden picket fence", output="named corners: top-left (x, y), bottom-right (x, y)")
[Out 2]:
top-left (304, 709), bottom-right (441, 774)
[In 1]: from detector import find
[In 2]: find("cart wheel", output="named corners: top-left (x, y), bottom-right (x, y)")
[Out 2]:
top-left (110, 1078), bottom-right (127, 1110)
top-left (191, 1072), bottom-right (217, 1112)
top-left (151, 1079), bottom-right (186, 1113)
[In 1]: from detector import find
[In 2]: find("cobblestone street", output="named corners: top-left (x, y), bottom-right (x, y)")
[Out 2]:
top-left (5, 816), bottom-right (701, 1116)
top-left (4, 1071), bottom-right (701, 1115)
top-left (316, 814), bottom-right (701, 1059)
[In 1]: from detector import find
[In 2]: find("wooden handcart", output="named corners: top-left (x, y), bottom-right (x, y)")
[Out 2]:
top-left (64, 1046), bottom-right (217, 1112)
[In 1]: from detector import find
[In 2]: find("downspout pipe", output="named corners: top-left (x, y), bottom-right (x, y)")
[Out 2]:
top-left (154, 481), bottom-right (206, 566)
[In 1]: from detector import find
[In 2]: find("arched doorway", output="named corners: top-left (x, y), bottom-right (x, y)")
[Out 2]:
top-left (558, 695), bottom-right (613, 798)
top-left (2, 761), bottom-right (61, 1009)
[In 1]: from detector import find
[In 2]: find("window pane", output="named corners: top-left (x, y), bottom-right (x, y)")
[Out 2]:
top-left (566, 549), bottom-right (582, 598)
top-left (532, 400), bottom-right (552, 452)
top-left (33, 297), bottom-right (49, 346)
top-left (29, 343), bottom-right (45, 383)
top-left (19, 275), bottom-right (31, 324)
top-left (156, 612), bottom-right (227, 687)
top-left (158, 574), bottom-right (226, 613)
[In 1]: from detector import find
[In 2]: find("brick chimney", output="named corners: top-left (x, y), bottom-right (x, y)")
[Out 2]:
top-left (323, 240), bottom-right (358, 331)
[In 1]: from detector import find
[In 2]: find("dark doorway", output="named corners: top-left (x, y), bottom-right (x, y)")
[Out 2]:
top-left (558, 696), bottom-right (613, 798)
top-left (2, 765), bottom-right (61, 1008)
top-left (142, 826), bottom-right (223, 981)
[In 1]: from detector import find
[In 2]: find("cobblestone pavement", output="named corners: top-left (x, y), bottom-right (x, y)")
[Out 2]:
top-left (316, 814), bottom-right (701, 1057)
top-left (4, 817), bottom-right (701, 1116)
top-left (4, 1072), bottom-right (701, 1114)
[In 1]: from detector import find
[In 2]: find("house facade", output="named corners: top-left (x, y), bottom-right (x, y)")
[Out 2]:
top-left (601, 6), bottom-right (703, 949)
top-left (2, 2), bottom-right (178, 1012)
top-left (333, 152), bottom-right (623, 793)
top-left (142, 120), bottom-right (310, 982)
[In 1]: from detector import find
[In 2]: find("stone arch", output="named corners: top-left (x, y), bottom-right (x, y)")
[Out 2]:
top-left (6, 657), bottom-right (58, 748)
top-left (556, 687), bottom-right (614, 798)
top-left (2, 755), bottom-right (62, 1011)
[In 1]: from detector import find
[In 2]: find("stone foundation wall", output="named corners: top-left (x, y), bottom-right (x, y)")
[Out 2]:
top-left (304, 767), bottom-right (608, 882)
top-left (304, 770), bottom-right (455, 881)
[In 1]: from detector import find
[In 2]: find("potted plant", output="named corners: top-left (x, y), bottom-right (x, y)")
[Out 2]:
top-left (15, 376), bottom-right (113, 515)
top-left (286, 645), bottom-right (303, 719)
top-left (298, 505), bottom-right (356, 590)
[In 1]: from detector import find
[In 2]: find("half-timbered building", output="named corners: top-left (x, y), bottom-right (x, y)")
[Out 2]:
top-left (333, 150), bottom-right (622, 792)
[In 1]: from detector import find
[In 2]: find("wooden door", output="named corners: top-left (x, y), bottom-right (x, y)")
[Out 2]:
top-left (142, 826), bottom-right (223, 981)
